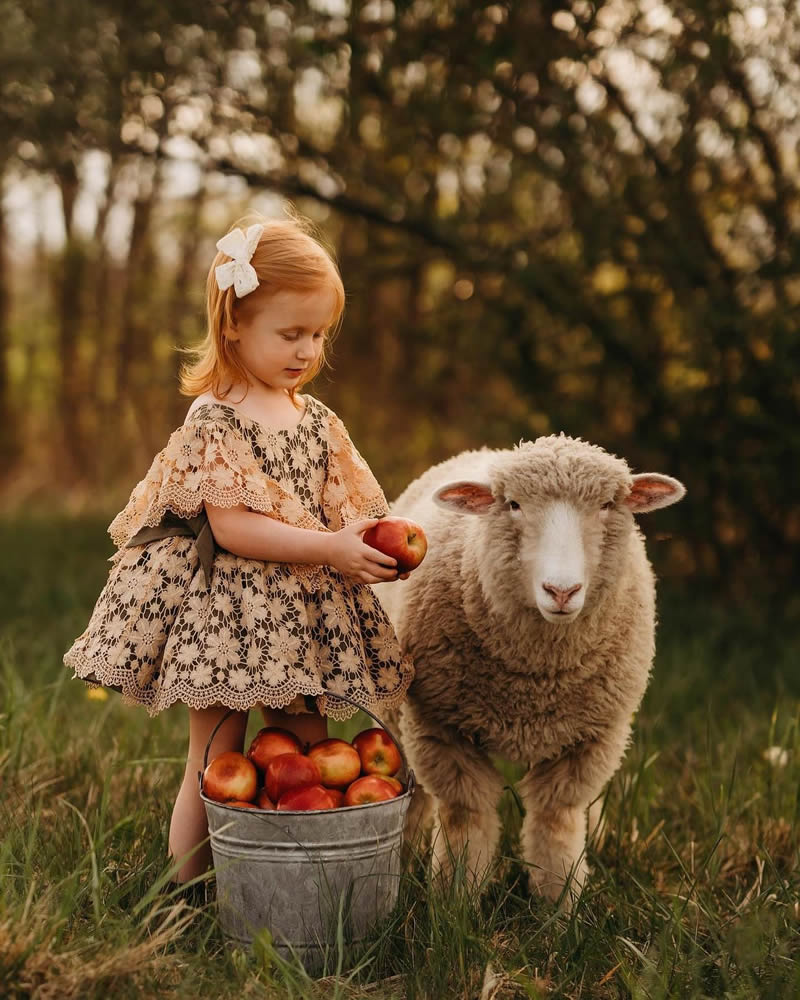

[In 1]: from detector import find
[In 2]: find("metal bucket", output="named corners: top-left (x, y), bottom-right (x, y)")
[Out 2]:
top-left (199, 695), bottom-right (414, 972)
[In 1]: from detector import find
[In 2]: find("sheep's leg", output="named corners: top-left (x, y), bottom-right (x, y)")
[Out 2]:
top-left (400, 706), bottom-right (505, 884)
top-left (518, 791), bottom-right (589, 904)
top-left (518, 725), bottom-right (629, 905)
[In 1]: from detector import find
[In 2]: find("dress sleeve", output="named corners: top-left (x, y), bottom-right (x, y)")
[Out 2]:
top-left (321, 410), bottom-right (390, 531)
top-left (108, 419), bottom-right (326, 549)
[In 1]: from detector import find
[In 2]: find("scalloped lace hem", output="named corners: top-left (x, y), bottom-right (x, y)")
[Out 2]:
top-left (65, 650), bottom-right (414, 723)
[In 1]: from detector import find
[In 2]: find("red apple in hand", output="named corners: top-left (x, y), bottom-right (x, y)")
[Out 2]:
top-left (344, 775), bottom-right (400, 806)
top-left (307, 738), bottom-right (362, 790)
top-left (203, 751), bottom-right (258, 803)
top-left (247, 727), bottom-right (302, 773)
top-left (352, 728), bottom-right (402, 777)
top-left (363, 516), bottom-right (428, 573)
top-left (277, 784), bottom-right (336, 811)
top-left (265, 752), bottom-right (322, 803)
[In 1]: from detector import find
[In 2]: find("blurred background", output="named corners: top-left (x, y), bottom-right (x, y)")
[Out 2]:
top-left (1, 6), bottom-right (799, 992)
top-left (1, 0), bottom-right (798, 599)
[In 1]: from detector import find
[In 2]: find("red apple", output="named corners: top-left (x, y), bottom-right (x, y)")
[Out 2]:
top-left (352, 728), bottom-right (402, 777)
top-left (247, 727), bottom-right (302, 773)
top-left (228, 799), bottom-right (258, 809)
top-left (326, 788), bottom-right (345, 808)
top-left (381, 776), bottom-right (404, 795)
top-left (307, 738), bottom-right (362, 790)
top-left (363, 516), bottom-right (428, 573)
top-left (203, 751), bottom-right (258, 804)
top-left (265, 752), bottom-right (322, 803)
top-left (343, 775), bottom-right (400, 806)
top-left (255, 788), bottom-right (275, 809)
top-left (277, 784), bottom-right (336, 811)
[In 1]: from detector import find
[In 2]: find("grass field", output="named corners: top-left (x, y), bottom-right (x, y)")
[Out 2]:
top-left (1, 513), bottom-right (799, 998)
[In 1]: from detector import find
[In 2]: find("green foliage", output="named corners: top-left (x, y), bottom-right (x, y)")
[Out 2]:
top-left (3, 0), bottom-right (798, 597)
top-left (1, 515), bottom-right (799, 997)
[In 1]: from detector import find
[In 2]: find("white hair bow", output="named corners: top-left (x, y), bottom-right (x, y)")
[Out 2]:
top-left (214, 223), bottom-right (265, 297)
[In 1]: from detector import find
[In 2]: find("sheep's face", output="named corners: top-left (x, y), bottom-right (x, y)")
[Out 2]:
top-left (432, 435), bottom-right (686, 624)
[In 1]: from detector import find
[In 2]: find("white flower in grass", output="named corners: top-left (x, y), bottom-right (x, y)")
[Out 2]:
top-left (763, 746), bottom-right (789, 767)
top-left (205, 627), bottom-right (241, 670)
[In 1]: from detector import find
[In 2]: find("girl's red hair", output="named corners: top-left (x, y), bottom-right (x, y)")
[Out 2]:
top-left (179, 210), bottom-right (345, 407)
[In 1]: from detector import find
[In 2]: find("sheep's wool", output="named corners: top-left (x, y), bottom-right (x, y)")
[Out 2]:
top-left (372, 434), bottom-right (680, 900)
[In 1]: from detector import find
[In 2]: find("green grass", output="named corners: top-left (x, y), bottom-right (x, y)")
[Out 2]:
top-left (1, 513), bottom-right (799, 998)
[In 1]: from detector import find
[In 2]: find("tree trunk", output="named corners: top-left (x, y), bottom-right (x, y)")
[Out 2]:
top-left (163, 181), bottom-right (207, 428)
top-left (0, 164), bottom-right (17, 470)
top-left (55, 160), bottom-right (89, 483)
top-left (114, 156), bottom-right (163, 465)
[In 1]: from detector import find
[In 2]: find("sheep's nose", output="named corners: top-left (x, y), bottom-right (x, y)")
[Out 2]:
top-left (542, 582), bottom-right (583, 610)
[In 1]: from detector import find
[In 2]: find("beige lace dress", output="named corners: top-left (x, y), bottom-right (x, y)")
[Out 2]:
top-left (63, 394), bottom-right (415, 721)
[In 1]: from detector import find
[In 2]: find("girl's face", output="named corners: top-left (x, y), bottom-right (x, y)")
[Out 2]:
top-left (228, 285), bottom-right (336, 394)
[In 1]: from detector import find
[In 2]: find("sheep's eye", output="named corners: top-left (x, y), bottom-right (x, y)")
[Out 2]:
top-left (601, 500), bottom-right (615, 511)
top-left (508, 500), bottom-right (520, 511)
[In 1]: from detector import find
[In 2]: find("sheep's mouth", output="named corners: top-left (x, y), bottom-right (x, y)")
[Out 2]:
top-left (539, 607), bottom-right (581, 624)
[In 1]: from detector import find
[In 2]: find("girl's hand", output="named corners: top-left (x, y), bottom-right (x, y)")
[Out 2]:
top-left (326, 519), bottom-right (401, 584)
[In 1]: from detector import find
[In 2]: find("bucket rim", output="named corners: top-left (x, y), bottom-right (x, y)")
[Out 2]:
top-left (200, 786), bottom-right (413, 815)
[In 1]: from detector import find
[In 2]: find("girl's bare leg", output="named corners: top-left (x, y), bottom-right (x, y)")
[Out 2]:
top-left (168, 705), bottom-right (249, 883)
top-left (260, 704), bottom-right (328, 749)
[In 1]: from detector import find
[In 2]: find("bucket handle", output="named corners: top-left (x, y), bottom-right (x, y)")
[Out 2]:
top-left (198, 692), bottom-right (415, 794)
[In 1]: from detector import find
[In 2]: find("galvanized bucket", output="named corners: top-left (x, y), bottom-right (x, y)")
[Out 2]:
top-left (199, 694), bottom-right (414, 972)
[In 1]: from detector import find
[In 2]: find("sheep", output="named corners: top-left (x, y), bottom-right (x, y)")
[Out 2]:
top-left (373, 434), bottom-right (685, 902)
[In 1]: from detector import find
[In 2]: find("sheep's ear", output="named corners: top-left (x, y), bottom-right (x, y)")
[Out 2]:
top-left (624, 474), bottom-right (686, 513)
top-left (433, 481), bottom-right (495, 514)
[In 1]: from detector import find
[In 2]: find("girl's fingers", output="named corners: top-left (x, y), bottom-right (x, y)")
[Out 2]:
top-left (363, 563), bottom-right (398, 581)
top-left (355, 518), bottom-right (383, 534)
top-left (364, 548), bottom-right (397, 568)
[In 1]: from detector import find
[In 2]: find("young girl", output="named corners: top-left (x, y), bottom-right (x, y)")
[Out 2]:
top-left (64, 212), bottom-right (415, 883)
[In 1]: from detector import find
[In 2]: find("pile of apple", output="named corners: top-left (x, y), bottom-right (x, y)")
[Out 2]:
top-left (202, 727), bottom-right (405, 811)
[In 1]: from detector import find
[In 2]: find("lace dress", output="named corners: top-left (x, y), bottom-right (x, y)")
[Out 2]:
top-left (63, 394), bottom-right (415, 721)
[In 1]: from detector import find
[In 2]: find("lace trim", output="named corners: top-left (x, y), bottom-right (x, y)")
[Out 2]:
top-left (66, 648), bottom-right (415, 722)
top-left (108, 420), bottom-right (328, 549)
top-left (106, 404), bottom-right (390, 594)
top-left (321, 410), bottom-right (391, 530)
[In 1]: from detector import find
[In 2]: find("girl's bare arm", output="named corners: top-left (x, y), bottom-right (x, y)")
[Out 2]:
top-left (204, 502), bottom-right (401, 584)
